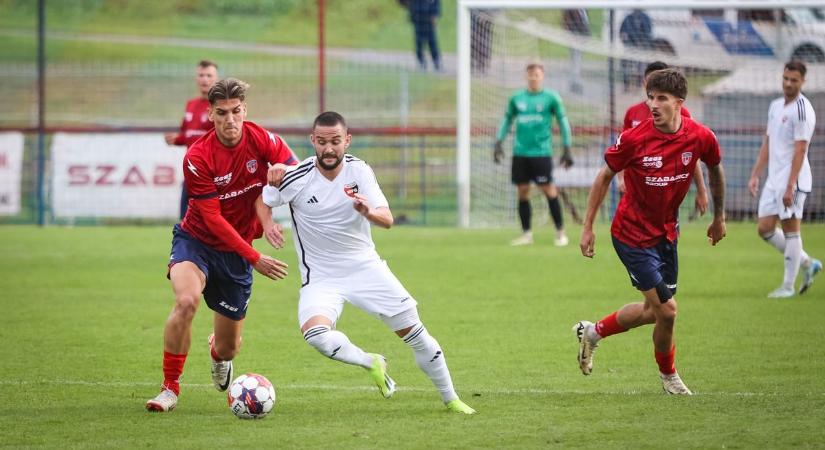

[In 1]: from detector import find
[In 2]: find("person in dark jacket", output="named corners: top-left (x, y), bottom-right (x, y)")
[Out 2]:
top-left (409, 0), bottom-right (441, 70)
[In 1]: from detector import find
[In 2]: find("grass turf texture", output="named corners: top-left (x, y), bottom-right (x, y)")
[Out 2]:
top-left (1, 222), bottom-right (824, 448)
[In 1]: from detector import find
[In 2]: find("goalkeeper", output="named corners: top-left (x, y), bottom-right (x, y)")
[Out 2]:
top-left (495, 63), bottom-right (573, 247)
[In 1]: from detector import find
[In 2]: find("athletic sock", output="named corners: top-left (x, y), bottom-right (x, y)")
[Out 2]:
top-left (162, 351), bottom-right (187, 396)
top-left (593, 311), bottom-right (627, 341)
top-left (784, 232), bottom-right (803, 289)
top-left (518, 200), bottom-right (531, 232)
top-left (547, 196), bottom-right (564, 231)
top-left (655, 346), bottom-right (676, 375)
top-left (303, 326), bottom-right (373, 368)
top-left (761, 228), bottom-right (786, 252)
top-left (763, 228), bottom-right (811, 266)
top-left (403, 324), bottom-right (458, 403)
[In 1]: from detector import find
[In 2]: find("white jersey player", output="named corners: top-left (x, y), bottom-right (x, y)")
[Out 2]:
top-left (749, 61), bottom-right (821, 298)
top-left (256, 111), bottom-right (475, 414)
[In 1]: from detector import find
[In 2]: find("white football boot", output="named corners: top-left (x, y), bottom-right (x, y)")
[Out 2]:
top-left (660, 372), bottom-right (693, 395)
top-left (573, 320), bottom-right (599, 376)
top-left (767, 286), bottom-right (795, 299)
top-left (208, 333), bottom-right (234, 392)
top-left (554, 233), bottom-right (570, 247)
top-left (146, 388), bottom-right (178, 412)
top-left (510, 231), bottom-right (534, 246)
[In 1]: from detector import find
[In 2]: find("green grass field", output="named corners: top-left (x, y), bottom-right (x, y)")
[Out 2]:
top-left (1, 222), bottom-right (824, 448)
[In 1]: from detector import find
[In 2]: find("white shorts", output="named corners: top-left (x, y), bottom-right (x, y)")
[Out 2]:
top-left (758, 185), bottom-right (807, 220)
top-left (298, 260), bottom-right (418, 328)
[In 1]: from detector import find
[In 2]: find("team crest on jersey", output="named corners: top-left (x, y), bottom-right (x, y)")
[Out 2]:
top-left (246, 160), bottom-right (258, 173)
top-left (344, 182), bottom-right (359, 198)
top-left (681, 152), bottom-right (693, 166)
top-left (782, 115), bottom-right (788, 123)
top-left (516, 101), bottom-right (527, 111)
top-left (536, 104), bottom-right (544, 112)
top-left (200, 112), bottom-right (208, 123)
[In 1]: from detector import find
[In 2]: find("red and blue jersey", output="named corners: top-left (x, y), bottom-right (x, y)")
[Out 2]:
top-left (606, 116), bottom-right (721, 248)
top-left (181, 121), bottom-right (297, 263)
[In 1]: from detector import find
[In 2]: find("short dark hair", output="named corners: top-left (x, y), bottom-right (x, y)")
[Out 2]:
top-left (313, 111), bottom-right (347, 129)
top-left (644, 61), bottom-right (669, 77)
top-left (646, 68), bottom-right (687, 100)
top-left (526, 63), bottom-right (544, 72)
top-left (785, 60), bottom-right (807, 78)
top-left (198, 59), bottom-right (218, 70)
top-left (207, 78), bottom-right (249, 105)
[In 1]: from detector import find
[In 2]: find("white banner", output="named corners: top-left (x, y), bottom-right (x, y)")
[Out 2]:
top-left (0, 132), bottom-right (24, 216)
top-left (52, 133), bottom-right (186, 218)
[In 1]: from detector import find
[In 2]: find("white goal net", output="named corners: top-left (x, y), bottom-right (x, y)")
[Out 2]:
top-left (457, 0), bottom-right (825, 227)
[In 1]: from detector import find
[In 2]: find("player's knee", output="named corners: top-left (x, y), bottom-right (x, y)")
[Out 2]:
top-left (173, 293), bottom-right (200, 319)
top-left (655, 299), bottom-right (677, 325)
top-left (758, 226), bottom-right (776, 238)
top-left (302, 325), bottom-right (337, 357)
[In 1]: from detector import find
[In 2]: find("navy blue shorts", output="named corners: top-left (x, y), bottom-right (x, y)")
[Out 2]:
top-left (168, 224), bottom-right (253, 321)
top-left (511, 156), bottom-right (554, 185)
top-left (611, 236), bottom-right (678, 296)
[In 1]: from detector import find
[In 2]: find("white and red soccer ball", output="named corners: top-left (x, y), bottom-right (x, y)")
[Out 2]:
top-left (227, 373), bottom-right (276, 419)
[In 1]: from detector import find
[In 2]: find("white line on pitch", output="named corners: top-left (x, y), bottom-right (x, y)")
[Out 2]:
top-left (0, 379), bottom-right (818, 397)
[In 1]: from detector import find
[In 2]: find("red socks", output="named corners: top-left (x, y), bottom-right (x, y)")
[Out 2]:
top-left (162, 351), bottom-right (187, 395)
top-left (595, 311), bottom-right (627, 338)
top-left (655, 346), bottom-right (676, 375)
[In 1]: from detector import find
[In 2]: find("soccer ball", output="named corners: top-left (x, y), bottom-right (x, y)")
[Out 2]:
top-left (227, 373), bottom-right (276, 419)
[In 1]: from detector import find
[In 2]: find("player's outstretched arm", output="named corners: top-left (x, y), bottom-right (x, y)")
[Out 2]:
top-left (352, 193), bottom-right (393, 229)
top-left (748, 136), bottom-right (769, 197)
top-left (707, 163), bottom-right (726, 246)
top-left (580, 166), bottom-right (616, 258)
top-left (255, 194), bottom-right (284, 249)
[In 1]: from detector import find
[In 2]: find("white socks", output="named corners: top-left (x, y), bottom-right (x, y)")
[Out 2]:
top-left (761, 228), bottom-right (811, 288)
top-left (783, 232), bottom-right (803, 289)
top-left (402, 324), bottom-right (458, 403)
top-left (303, 325), bottom-right (373, 368)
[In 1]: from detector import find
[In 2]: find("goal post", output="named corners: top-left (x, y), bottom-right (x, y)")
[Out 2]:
top-left (457, 0), bottom-right (825, 228)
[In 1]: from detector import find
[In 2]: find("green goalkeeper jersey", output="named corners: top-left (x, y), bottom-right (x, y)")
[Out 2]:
top-left (496, 88), bottom-right (572, 157)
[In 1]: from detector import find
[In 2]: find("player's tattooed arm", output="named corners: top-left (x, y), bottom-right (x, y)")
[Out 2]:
top-left (707, 163), bottom-right (725, 219)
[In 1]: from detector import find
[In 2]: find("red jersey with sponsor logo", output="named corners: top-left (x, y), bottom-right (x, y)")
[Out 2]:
top-left (605, 117), bottom-right (721, 248)
top-left (174, 98), bottom-right (214, 147)
top-left (181, 121), bottom-right (297, 256)
top-left (623, 101), bottom-right (691, 132)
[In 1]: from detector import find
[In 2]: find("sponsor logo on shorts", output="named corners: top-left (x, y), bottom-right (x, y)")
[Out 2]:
top-left (219, 301), bottom-right (239, 312)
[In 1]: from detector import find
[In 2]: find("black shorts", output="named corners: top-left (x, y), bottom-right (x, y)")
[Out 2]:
top-left (167, 224), bottom-right (253, 321)
top-left (612, 236), bottom-right (678, 296)
top-left (511, 156), bottom-right (553, 185)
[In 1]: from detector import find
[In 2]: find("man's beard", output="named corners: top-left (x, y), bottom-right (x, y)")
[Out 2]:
top-left (317, 152), bottom-right (343, 170)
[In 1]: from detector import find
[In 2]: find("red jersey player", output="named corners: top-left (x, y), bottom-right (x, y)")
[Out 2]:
top-left (147, 78), bottom-right (298, 412)
top-left (575, 69), bottom-right (726, 395)
top-left (165, 60), bottom-right (218, 219)
top-left (618, 61), bottom-right (708, 219)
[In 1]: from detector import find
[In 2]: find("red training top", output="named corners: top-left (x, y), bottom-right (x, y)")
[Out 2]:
top-left (605, 117), bottom-right (721, 248)
top-left (623, 101), bottom-right (691, 132)
top-left (181, 121), bottom-right (298, 263)
top-left (173, 98), bottom-right (214, 147)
